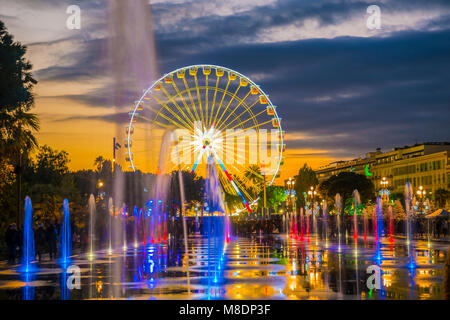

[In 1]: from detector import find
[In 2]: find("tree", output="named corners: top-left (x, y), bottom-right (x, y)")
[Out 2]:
top-left (26, 145), bottom-right (76, 222)
top-left (94, 156), bottom-right (105, 172)
top-left (33, 145), bottom-right (69, 185)
top-left (319, 172), bottom-right (374, 206)
top-left (435, 188), bottom-right (450, 208)
top-left (0, 20), bottom-right (39, 225)
top-left (294, 164), bottom-right (318, 209)
top-left (258, 185), bottom-right (286, 211)
top-left (244, 165), bottom-right (263, 199)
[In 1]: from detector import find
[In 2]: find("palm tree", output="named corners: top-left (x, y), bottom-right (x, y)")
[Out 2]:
top-left (94, 156), bottom-right (105, 172)
top-left (0, 108), bottom-right (40, 225)
top-left (244, 165), bottom-right (264, 200)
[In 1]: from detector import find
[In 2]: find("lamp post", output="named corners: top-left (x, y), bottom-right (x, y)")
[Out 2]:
top-left (416, 186), bottom-right (426, 215)
top-left (307, 186), bottom-right (317, 205)
top-left (380, 177), bottom-right (389, 203)
top-left (287, 178), bottom-right (295, 213)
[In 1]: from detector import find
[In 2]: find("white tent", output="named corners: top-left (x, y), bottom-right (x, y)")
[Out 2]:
top-left (425, 209), bottom-right (450, 219)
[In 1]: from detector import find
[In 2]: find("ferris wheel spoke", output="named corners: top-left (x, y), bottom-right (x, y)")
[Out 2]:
top-left (220, 99), bottom-right (260, 130)
top-left (205, 74), bottom-right (209, 127)
top-left (221, 119), bottom-right (275, 142)
top-left (215, 85), bottom-right (241, 129)
top-left (183, 78), bottom-right (202, 124)
top-left (212, 79), bottom-right (231, 128)
top-left (217, 90), bottom-right (251, 131)
top-left (208, 76), bottom-right (220, 128)
top-left (153, 95), bottom-right (193, 130)
top-left (160, 85), bottom-right (194, 130)
top-left (194, 74), bottom-right (205, 126)
top-left (171, 81), bottom-right (197, 125)
top-left (229, 108), bottom-right (268, 130)
top-left (211, 149), bottom-right (252, 213)
top-left (139, 114), bottom-right (173, 129)
top-left (190, 147), bottom-right (205, 174)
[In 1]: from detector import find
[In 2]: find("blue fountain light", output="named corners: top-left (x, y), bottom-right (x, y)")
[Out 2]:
top-left (21, 196), bottom-right (36, 272)
top-left (60, 199), bottom-right (72, 265)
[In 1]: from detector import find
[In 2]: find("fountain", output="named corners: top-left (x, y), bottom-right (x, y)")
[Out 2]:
top-left (322, 201), bottom-right (328, 247)
top-left (388, 205), bottom-right (394, 242)
top-left (299, 207), bottom-right (304, 241)
top-left (352, 190), bottom-right (360, 239)
top-left (122, 203), bottom-right (127, 250)
top-left (404, 182), bottom-right (415, 268)
top-left (60, 199), bottom-right (72, 264)
top-left (108, 197), bottom-right (113, 253)
top-left (88, 194), bottom-right (95, 258)
top-left (133, 206), bottom-right (139, 248)
top-left (374, 197), bottom-right (383, 263)
top-left (363, 208), bottom-right (368, 242)
top-left (21, 196), bottom-right (35, 272)
top-left (335, 194), bottom-right (342, 252)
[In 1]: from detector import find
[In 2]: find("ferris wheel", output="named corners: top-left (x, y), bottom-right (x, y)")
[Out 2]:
top-left (126, 65), bottom-right (284, 213)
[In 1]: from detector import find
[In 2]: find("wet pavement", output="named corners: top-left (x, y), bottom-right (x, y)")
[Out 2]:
top-left (0, 234), bottom-right (448, 300)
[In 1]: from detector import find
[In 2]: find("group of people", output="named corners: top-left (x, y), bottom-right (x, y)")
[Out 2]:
top-left (4, 220), bottom-right (59, 265)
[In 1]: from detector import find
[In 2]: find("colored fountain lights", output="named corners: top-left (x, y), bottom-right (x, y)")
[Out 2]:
top-left (352, 189), bottom-right (361, 239)
top-left (21, 197), bottom-right (36, 272)
top-left (60, 199), bottom-right (72, 265)
top-left (335, 193), bottom-right (342, 253)
top-left (404, 182), bottom-right (416, 269)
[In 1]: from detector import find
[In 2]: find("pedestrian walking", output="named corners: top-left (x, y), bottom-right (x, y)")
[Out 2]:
top-left (35, 223), bottom-right (46, 262)
top-left (5, 223), bottom-right (19, 265)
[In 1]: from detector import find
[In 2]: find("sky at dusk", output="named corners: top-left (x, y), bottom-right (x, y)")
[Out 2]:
top-left (1, 0), bottom-right (449, 183)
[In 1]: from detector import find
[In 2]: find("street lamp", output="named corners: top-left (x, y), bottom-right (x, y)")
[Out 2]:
top-left (380, 177), bottom-right (389, 203)
top-left (287, 177), bottom-right (295, 213)
top-left (307, 186), bottom-right (317, 205)
top-left (416, 186), bottom-right (426, 215)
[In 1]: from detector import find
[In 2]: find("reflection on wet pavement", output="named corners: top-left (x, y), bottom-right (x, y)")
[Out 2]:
top-left (0, 235), bottom-right (447, 300)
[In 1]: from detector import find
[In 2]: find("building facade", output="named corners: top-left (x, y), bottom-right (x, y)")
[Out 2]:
top-left (314, 142), bottom-right (450, 196)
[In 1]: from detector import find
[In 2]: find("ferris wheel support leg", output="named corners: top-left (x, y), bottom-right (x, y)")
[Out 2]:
top-left (210, 149), bottom-right (253, 213)
top-left (190, 148), bottom-right (205, 174)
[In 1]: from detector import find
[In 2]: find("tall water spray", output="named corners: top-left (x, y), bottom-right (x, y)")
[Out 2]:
top-left (152, 130), bottom-right (173, 243)
top-left (22, 197), bottom-right (35, 272)
top-left (205, 155), bottom-right (228, 239)
top-left (133, 206), bottom-right (139, 248)
top-left (323, 201), bottom-right (328, 246)
top-left (352, 190), bottom-right (361, 239)
top-left (375, 197), bottom-right (383, 262)
top-left (335, 194), bottom-right (342, 252)
top-left (60, 199), bottom-right (71, 264)
top-left (404, 182), bottom-right (415, 267)
top-left (108, 197), bottom-right (113, 253)
top-left (88, 195), bottom-right (96, 258)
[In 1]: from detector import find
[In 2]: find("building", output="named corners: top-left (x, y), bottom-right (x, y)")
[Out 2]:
top-left (314, 142), bottom-right (450, 196)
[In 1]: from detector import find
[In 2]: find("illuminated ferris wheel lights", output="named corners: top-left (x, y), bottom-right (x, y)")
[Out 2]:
top-left (127, 64), bottom-right (284, 214)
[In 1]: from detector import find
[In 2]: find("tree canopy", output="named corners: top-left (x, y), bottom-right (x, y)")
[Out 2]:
top-left (318, 172), bottom-right (374, 205)
top-left (294, 164), bottom-right (318, 209)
